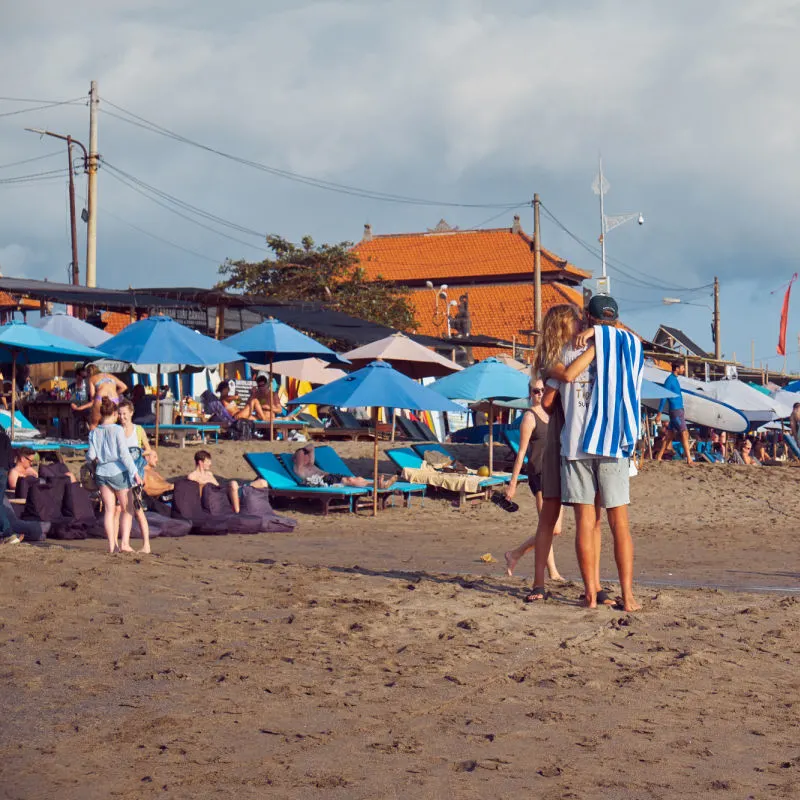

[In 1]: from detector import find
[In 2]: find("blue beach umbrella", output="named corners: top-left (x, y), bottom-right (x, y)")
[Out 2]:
top-left (0, 321), bottom-right (106, 440)
top-left (100, 316), bottom-right (243, 445)
top-left (641, 379), bottom-right (678, 401)
top-left (429, 356), bottom-right (530, 473)
top-left (224, 318), bottom-right (349, 440)
top-left (288, 360), bottom-right (463, 515)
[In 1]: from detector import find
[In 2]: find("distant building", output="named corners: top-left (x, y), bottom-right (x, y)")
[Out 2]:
top-left (354, 216), bottom-right (592, 360)
top-left (652, 324), bottom-right (710, 359)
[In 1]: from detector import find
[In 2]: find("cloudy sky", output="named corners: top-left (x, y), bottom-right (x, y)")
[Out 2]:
top-left (2, 0), bottom-right (800, 370)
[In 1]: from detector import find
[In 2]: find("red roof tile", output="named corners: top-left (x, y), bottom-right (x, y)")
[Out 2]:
top-left (355, 224), bottom-right (591, 286)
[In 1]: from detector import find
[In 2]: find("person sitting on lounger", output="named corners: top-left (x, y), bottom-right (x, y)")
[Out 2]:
top-left (292, 443), bottom-right (395, 488)
top-left (187, 449), bottom-right (269, 513)
top-left (249, 374), bottom-right (287, 421)
top-left (217, 381), bottom-right (267, 422)
top-left (8, 447), bottom-right (76, 490)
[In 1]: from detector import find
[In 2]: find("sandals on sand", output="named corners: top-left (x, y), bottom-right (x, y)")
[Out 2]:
top-left (523, 586), bottom-right (550, 603)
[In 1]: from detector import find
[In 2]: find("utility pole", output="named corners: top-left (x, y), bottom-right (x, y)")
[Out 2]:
top-left (24, 128), bottom-right (88, 288)
top-left (86, 80), bottom-right (99, 288)
top-left (713, 275), bottom-right (721, 360)
top-left (532, 193), bottom-right (542, 340)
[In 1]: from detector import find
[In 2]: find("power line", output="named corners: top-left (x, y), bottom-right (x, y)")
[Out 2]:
top-left (102, 165), bottom-right (267, 252)
top-left (0, 167), bottom-right (69, 185)
top-left (0, 151), bottom-right (63, 170)
top-left (100, 98), bottom-right (527, 209)
top-left (0, 97), bottom-right (84, 119)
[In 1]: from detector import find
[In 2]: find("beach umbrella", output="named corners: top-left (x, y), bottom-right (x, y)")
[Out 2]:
top-left (287, 360), bottom-right (463, 515)
top-left (266, 357), bottom-right (347, 385)
top-left (224, 318), bottom-right (348, 441)
top-left (343, 332), bottom-right (462, 379)
top-left (30, 313), bottom-right (111, 348)
top-left (0, 321), bottom-right (106, 440)
top-left (698, 379), bottom-right (783, 426)
top-left (99, 316), bottom-right (243, 447)
top-left (428, 356), bottom-right (530, 474)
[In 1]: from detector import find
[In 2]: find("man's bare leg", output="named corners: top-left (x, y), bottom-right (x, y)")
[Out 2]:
top-left (680, 429), bottom-right (694, 465)
top-left (229, 481), bottom-right (241, 513)
top-left (605, 505), bottom-right (640, 611)
top-left (574, 504), bottom-right (600, 607)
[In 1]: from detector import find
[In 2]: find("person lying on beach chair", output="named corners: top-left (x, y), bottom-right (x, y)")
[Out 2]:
top-left (187, 449), bottom-right (269, 513)
top-left (293, 443), bottom-right (396, 489)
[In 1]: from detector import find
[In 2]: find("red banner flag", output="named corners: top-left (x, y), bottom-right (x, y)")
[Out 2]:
top-left (777, 273), bottom-right (798, 356)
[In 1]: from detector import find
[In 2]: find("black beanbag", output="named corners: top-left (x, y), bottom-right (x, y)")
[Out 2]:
top-left (172, 479), bottom-right (262, 535)
top-left (200, 484), bottom-right (263, 534)
top-left (239, 485), bottom-right (297, 533)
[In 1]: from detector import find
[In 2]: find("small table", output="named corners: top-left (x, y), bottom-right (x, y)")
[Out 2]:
top-left (22, 399), bottom-right (84, 439)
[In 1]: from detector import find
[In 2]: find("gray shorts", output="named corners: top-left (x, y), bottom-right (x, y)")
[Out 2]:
top-left (561, 457), bottom-right (630, 508)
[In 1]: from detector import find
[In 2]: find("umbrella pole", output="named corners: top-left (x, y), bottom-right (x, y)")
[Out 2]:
top-left (391, 409), bottom-right (396, 442)
top-left (154, 365), bottom-right (161, 452)
top-left (269, 355), bottom-right (274, 442)
top-left (178, 367), bottom-right (184, 424)
top-left (372, 406), bottom-right (379, 517)
top-left (10, 353), bottom-right (16, 443)
top-left (488, 399), bottom-right (494, 475)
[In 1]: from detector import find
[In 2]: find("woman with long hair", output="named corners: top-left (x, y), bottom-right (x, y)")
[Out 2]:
top-left (504, 305), bottom-right (602, 602)
top-left (87, 397), bottom-right (142, 554)
top-left (503, 376), bottom-right (565, 582)
top-left (117, 399), bottom-right (152, 554)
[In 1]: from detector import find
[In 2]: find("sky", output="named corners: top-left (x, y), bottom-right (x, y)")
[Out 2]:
top-left (2, 0), bottom-right (800, 371)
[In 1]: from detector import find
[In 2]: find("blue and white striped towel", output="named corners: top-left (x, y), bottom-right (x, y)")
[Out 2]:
top-left (581, 325), bottom-right (644, 458)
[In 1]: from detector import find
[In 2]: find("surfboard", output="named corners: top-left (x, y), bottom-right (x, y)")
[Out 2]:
top-left (643, 388), bottom-right (749, 433)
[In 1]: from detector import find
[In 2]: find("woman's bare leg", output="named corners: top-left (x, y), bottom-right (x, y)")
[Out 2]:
top-left (118, 489), bottom-right (134, 552)
top-left (136, 508), bottom-right (151, 554)
top-left (100, 486), bottom-right (118, 554)
top-left (531, 498), bottom-right (563, 593)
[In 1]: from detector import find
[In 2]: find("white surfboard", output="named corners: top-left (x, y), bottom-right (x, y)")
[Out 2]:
top-left (643, 388), bottom-right (749, 433)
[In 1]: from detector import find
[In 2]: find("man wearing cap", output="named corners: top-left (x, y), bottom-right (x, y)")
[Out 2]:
top-left (655, 361), bottom-right (693, 465)
top-left (546, 295), bottom-right (641, 612)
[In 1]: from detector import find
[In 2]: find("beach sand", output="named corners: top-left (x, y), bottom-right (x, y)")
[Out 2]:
top-left (2, 440), bottom-right (800, 798)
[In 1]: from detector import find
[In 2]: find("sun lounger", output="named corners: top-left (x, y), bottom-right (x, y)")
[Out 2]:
top-left (311, 445), bottom-right (426, 507)
top-left (244, 452), bottom-right (369, 515)
top-left (783, 432), bottom-right (800, 461)
top-left (10, 439), bottom-right (88, 453)
top-left (502, 429), bottom-right (528, 464)
top-left (410, 443), bottom-right (509, 487)
top-left (142, 423), bottom-right (221, 448)
top-left (386, 447), bottom-right (507, 506)
top-left (394, 416), bottom-right (438, 442)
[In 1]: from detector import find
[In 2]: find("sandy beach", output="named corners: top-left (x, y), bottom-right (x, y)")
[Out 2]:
top-left (2, 441), bottom-right (800, 799)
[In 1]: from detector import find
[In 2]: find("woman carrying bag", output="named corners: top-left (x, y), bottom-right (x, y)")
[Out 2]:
top-left (87, 397), bottom-right (143, 554)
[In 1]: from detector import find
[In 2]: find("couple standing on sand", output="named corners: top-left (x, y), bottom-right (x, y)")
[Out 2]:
top-left (505, 295), bottom-right (642, 612)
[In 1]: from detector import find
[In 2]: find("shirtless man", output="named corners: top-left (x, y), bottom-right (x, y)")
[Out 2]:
top-left (249, 374), bottom-right (286, 420)
top-left (143, 450), bottom-right (174, 499)
top-left (187, 450), bottom-right (268, 513)
top-left (8, 448), bottom-right (76, 490)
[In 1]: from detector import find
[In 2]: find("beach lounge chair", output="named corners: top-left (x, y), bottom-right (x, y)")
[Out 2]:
top-left (386, 447), bottom-right (507, 506)
top-left (395, 415), bottom-right (438, 442)
top-left (410, 443), bottom-right (510, 487)
top-left (244, 452), bottom-right (369, 515)
top-left (311, 445), bottom-right (426, 507)
top-left (502, 428), bottom-right (528, 464)
top-left (783, 432), bottom-right (800, 462)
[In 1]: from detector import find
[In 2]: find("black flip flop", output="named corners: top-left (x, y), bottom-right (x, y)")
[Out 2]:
top-left (523, 586), bottom-right (550, 603)
top-left (491, 494), bottom-right (519, 513)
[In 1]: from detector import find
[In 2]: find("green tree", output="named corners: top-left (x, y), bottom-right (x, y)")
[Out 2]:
top-left (218, 235), bottom-right (417, 336)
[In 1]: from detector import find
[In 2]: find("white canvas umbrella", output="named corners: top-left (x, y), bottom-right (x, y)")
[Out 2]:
top-left (343, 332), bottom-right (462, 379)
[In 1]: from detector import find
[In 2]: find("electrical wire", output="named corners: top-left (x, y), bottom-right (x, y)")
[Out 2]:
top-left (0, 168), bottom-right (70, 185)
top-left (0, 97), bottom-right (84, 118)
top-left (102, 165), bottom-right (266, 252)
top-left (0, 151), bottom-right (63, 170)
top-left (100, 99), bottom-right (527, 209)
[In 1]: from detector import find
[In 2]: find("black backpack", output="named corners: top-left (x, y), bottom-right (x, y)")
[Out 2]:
top-left (232, 419), bottom-right (255, 441)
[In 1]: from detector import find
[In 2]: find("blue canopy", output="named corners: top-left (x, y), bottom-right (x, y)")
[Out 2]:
top-left (30, 313), bottom-right (111, 349)
top-left (287, 360), bottom-right (463, 412)
top-left (0, 320), bottom-right (106, 365)
top-left (223, 318), bottom-right (348, 365)
top-left (428, 356), bottom-right (529, 401)
top-left (100, 315), bottom-right (242, 367)
top-left (785, 379), bottom-right (800, 393)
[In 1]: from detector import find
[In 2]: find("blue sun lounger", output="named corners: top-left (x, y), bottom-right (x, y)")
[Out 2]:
top-left (409, 443), bottom-right (509, 487)
top-left (244, 452), bottom-right (368, 515)
top-left (502, 429), bottom-right (528, 464)
top-left (311, 445), bottom-right (426, 507)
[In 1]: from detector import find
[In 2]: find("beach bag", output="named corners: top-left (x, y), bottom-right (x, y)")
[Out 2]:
top-left (232, 419), bottom-right (255, 442)
top-left (80, 460), bottom-right (99, 491)
top-left (200, 484), bottom-right (262, 534)
top-left (240, 485), bottom-right (296, 532)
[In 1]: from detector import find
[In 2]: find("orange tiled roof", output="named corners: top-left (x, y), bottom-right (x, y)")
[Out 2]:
top-left (407, 282), bottom-right (584, 359)
top-left (354, 224), bottom-right (591, 286)
top-left (0, 292), bottom-right (39, 311)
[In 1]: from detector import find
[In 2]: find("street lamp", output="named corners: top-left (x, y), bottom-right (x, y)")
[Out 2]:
top-left (25, 127), bottom-right (88, 288)
top-left (592, 157), bottom-right (643, 295)
top-left (425, 281), bottom-right (457, 337)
